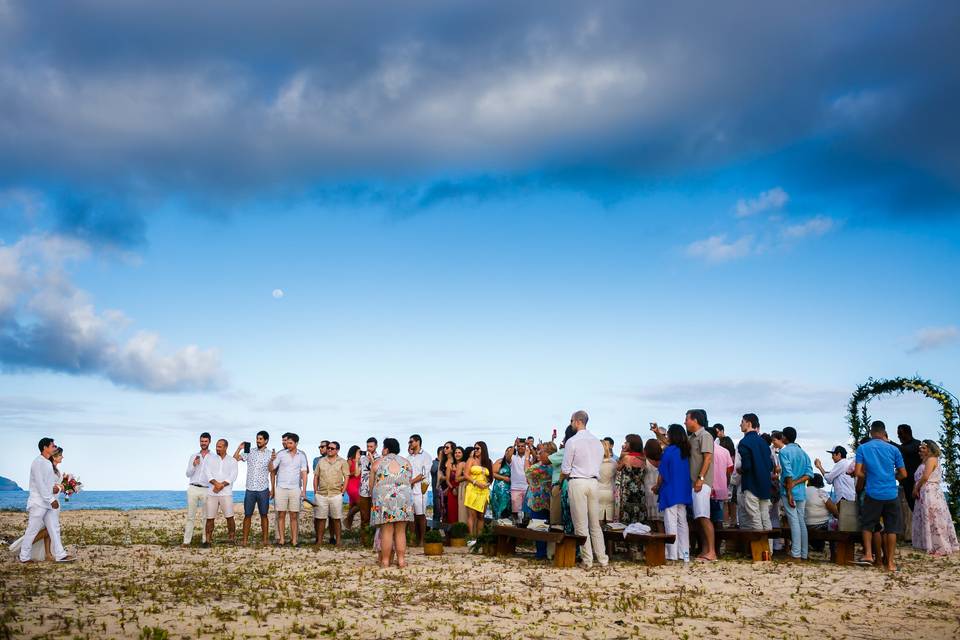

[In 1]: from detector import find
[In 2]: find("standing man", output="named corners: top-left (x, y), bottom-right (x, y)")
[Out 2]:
top-left (510, 439), bottom-right (531, 517)
top-left (234, 430), bottom-right (273, 546)
top-left (897, 424), bottom-right (922, 511)
top-left (204, 438), bottom-right (239, 547)
top-left (184, 432), bottom-right (213, 547)
top-left (560, 410), bottom-right (609, 568)
top-left (815, 446), bottom-right (856, 503)
top-left (855, 421), bottom-right (907, 571)
top-left (407, 434), bottom-right (433, 546)
top-left (357, 437), bottom-right (379, 545)
top-left (19, 438), bottom-right (74, 563)
top-left (313, 441), bottom-right (329, 474)
top-left (271, 432), bottom-right (308, 546)
top-left (737, 414), bottom-right (774, 541)
top-left (773, 427), bottom-right (814, 561)
top-left (602, 437), bottom-right (619, 462)
top-left (685, 409), bottom-right (716, 561)
top-left (313, 441), bottom-right (350, 546)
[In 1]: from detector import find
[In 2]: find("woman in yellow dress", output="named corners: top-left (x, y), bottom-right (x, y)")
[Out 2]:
top-left (463, 441), bottom-right (493, 537)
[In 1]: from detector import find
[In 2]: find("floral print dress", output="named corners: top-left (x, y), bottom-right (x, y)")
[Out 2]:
top-left (490, 462), bottom-right (511, 519)
top-left (370, 454), bottom-right (414, 527)
top-left (912, 461), bottom-right (960, 556)
top-left (616, 458), bottom-right (647, 525)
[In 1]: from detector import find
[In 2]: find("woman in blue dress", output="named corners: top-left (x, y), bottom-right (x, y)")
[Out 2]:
top-left (489, 446), bottom-right (513, 519)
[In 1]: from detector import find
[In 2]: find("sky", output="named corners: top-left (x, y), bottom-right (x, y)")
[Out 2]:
top-left (1, 1), bottom-right (959, 490)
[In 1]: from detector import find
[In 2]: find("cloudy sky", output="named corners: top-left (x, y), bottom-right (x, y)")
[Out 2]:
top-left (2, 1), bottom-right (958, 490)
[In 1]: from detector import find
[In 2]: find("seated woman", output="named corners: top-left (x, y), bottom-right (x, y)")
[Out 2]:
top-left (804, 474), bottom-right (837, 553)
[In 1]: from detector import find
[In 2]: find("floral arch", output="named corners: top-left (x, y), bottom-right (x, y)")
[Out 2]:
top-left (848, 376), bottom-right (959, 520)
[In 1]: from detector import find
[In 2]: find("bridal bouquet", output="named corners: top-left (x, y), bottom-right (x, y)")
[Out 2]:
top-left (60, 474), bottom-right (83, 501)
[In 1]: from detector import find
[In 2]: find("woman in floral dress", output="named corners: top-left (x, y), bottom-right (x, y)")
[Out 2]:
top-left (615, 434), bottom-right (647, 525)
top-left (525, 443), bottom-right (556, 558)
top-left (370, 438), bottom-right (414, 568)
top-left (912, 440), bottom-right (960, 556)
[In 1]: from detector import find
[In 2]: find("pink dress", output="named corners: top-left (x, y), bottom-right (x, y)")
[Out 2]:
top-left (911, 462), bottom-right (960, 556)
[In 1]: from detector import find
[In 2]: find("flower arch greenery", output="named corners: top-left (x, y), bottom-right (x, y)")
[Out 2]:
top-left (848, 376), bottom-right (960, 520)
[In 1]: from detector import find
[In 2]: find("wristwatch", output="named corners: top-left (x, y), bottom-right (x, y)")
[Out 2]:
top-left (698, 475), bottom-right (705, 481)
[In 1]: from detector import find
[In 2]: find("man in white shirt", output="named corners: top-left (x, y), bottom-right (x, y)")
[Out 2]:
top-left (20, 437), bottom-right (74, 563)
top-left (510, 439), bottom-right (532, 516)
top-left (271, 432), bottom-right (308, 546)
top-left (407, 434), bottom-right (433, 546)
top-left (203, 438), bottom-right (239, 546)
top-left (184, 432), bottom-right (213, 546)
top-left (560, 410), bottom-right (608, 568)
top-left (815, 446), bottom-right (857, 503)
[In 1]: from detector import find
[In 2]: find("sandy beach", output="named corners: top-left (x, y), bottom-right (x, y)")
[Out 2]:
top-left (2, 509), bottom-right (960, 639)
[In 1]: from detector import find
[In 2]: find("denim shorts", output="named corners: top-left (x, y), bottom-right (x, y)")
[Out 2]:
top-left (244, 489), bottom-right (270, 518)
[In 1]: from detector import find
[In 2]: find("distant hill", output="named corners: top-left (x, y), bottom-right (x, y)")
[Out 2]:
top-left (0, 476), bottom-right (23, 491)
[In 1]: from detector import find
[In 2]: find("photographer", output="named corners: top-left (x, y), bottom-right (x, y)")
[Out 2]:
top-left (234, 430), bottom-right (273, 546)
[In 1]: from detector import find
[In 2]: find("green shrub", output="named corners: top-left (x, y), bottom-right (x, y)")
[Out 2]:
top-left (424, 529), bottom-right (444, 543)
top-left (449, 522), bottom-right (469, 539)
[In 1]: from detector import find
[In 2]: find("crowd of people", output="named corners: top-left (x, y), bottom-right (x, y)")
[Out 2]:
top-left (15, 411), bottom-right (960, 569)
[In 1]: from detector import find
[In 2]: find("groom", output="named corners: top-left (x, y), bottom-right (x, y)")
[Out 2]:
top-left (20, 437), bottom-right (75, 563)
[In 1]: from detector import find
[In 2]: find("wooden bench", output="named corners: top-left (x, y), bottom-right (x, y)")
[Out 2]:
top-left (492, 525), bottom-right (586, 568)
top-left (602, 528), bottom-right (676, 566)
top-left (778, 526), bottom-right (861, 565)
top-left (715, 527), bottom-right (775, 561)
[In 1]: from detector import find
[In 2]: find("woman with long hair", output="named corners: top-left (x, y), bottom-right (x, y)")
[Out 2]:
top-left (642, 439), bottom-right (664, 532)
top-left (654, 425), bottom-right (692, 561)
top-left (525, 443), bottom-right (556, 558)
top-left (457, 446), bottom-right (473, 523)
top-left (369, 438), bottom-right (414, 568)
top-left (344, 445), bottom-right (362, 529)
top-left (912, 440), bottom-right (960, 556)
top-left (598, 440), bottom-right (617, 524)
top-left (435, 441), bottom-right (455, 525)
top-left (490, 446), bottom-right (513, 520)
top-left (445, 446), bottom-right (463, 523)
top-left (464, 441), bottom-right (493, 537)
top-left (615, 434), bottom-right (647, 525)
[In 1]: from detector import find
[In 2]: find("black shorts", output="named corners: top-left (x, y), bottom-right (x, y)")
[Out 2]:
top-left (860, 495), bottom-right (901, 534)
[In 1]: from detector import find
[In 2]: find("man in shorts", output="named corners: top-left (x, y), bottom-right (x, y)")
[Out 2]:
top-left (204, 439), bottom-right (238, 546)
top-left (234, 430), bottom-right (273, 546)
top-left (855, 421), bottom-right (907, 571)
top-left (406, 434), bottom-right (433, 546)
top-left (686, 409), bottom-right (716, 561)
top-left (358, 437), bottom-right (379, 545)
top-left (271, 432), bottom-right (308, 546)
top-left (313, 440), bottom-right (350, 546)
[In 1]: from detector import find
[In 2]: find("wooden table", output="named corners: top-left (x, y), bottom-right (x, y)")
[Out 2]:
top-left (602, 528), bottom-right (676, 566)
top-left (778, 527), bottom-right (861, 565)
top-left (492, 525), bottom-right (586, 568)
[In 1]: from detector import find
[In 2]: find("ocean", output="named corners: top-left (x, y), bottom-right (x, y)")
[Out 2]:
top-left (0, 489), bottom-right (433, 511)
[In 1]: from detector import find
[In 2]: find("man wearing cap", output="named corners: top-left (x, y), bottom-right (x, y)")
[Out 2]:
top-left (815, 446), bottom-right (856, 503)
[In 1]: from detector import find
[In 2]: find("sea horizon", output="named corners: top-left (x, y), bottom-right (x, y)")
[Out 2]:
top-left (0, 489), bottom-right (411, 512)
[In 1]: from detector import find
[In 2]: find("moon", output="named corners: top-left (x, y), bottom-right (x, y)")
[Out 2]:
top-left (272, 289), bottom-right (284, 299)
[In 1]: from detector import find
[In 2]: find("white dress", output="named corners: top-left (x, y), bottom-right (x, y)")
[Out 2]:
top-left (597, 459), bottom-right (616, 520)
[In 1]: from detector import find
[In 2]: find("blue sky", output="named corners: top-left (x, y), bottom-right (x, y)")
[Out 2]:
top-left (1, 1), bottom-right (958, 489)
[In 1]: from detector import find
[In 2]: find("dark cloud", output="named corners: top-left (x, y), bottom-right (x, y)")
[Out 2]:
top-left (0, 0), bottom-right (956, 242)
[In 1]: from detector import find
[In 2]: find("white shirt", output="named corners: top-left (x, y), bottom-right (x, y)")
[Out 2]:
top-left (561, 429), bottom-right (604, 479)
top-left (205, 453), bottom-right (239, 496)
top-left (804, 486), bottom-right (831, 526)
top-left (510, 453), bottom-right (529, 490)
top-left (823, 457), bottom-right (856, 502)
top-left (407, 451), bottom-right (433, 486)
top-left (271, 448), bottom-right (308, 490)
top-left (186, 450), bottom-right (213, 486)
top-left (27, 455), bottom-right (56, 511)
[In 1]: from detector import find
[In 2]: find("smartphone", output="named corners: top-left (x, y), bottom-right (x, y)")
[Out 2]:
top-left (243, 441), bottom-right (251, 454)
top-left (551, 428), bottom-right (557, 440)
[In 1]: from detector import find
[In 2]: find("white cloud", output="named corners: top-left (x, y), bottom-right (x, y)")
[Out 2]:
top-left (0, 233), bottom-right (226, 392)
top-left (686, 234), bottom-right (753, 263)
top-left (782, 215), bottom-right (836, 239)
top-left (735, 186), bottom-right (789, 218)
top-left (272, 288), bottom-right (284, 299)
top-left (908, 326), bottom-right (959, 353)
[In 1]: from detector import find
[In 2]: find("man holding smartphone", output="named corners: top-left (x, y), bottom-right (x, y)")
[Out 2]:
top-left (234, 430), bottom-right (273, 546)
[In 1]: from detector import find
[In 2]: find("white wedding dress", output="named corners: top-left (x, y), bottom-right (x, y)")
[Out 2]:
top-left (9, 532), bottom-right (46, 561)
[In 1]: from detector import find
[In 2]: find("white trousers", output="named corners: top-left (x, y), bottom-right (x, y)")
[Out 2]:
top-left (663, 503), bottom-right (689, 561)
top-left (567, 478), bottom-right (609, 567)
top-left (184, 485), bottom-right (208, 544)
top-left (20, 507), bottom-right (66, 562)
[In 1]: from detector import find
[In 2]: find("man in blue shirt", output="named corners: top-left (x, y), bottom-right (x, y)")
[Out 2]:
top-left (772, 427), bottom-right (814, 560)
top-left (855, 421), bottom-right (907, 571)
top-left (737, 413), bottom-right (774, 538)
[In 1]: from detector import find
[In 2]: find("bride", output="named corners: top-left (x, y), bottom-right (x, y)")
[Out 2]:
top-left (9, 447), bottom-right (64, 562)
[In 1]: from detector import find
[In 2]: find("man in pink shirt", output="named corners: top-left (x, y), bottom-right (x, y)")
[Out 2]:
top-left (710, 429), bottom-right (734, 531)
